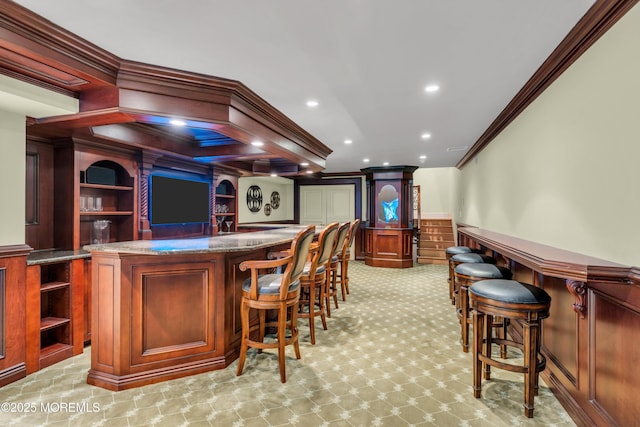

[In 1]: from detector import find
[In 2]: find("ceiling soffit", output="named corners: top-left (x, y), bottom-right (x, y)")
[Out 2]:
top-left (0, 1), bottom-right (331, 176)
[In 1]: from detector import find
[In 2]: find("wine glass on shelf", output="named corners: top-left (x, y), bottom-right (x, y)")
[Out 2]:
top-left (225, 220), bottom-right (233, 233)
top-left (216, 216), bottom-right (224, 234)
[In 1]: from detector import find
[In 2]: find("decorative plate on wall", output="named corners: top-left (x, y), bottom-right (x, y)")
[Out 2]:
top-left (246, 185), bottom-right (263, 213)
top-left (264, 203), bottom-right (272, 216)
top-left (270, 191), bottom-right (280, 210)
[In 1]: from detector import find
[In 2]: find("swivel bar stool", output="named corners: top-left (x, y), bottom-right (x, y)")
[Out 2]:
top-left (450, 253), bottom-right (496, 309)
top-left (454, 263), bottom-right (512, 353)
top-left (446, 246), bottom-right (473, 304)
top-left (469, 279), bottom-right (551, 418)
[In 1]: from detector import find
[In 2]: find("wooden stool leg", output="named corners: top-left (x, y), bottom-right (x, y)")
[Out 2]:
top-left (342, 258), bottom-right (350, 299)
top-left (534, 326), bottom-right (543, 396)
top-left (483, 314), bottom-right (492, 380)
top-left (325, 269), bottom-right (332, 318)
top-left (291, 303), bottom-right (301, 359)
top-left (277, 302), bottom-right (287, 383)
top-left (258, 309), bottom-right (266, 354)
top-left (308, 283), bottom-right (316, 345)
top-left (448, 259), bottom-right (455, 305)
top-left (472, 309), bottom-right (484, 398)
top-left (523, 320), bottom-right (537, 418)
top-left (319, 283), bottom-right (328, 331)
top-left (236, 301), bottom-right (250, 376)
top-left (332, 268), bottom-right (339, 309)
top-left (460, 284), bottom-right (470, 352)
top-left (499, 318), bottom-right (508, 359)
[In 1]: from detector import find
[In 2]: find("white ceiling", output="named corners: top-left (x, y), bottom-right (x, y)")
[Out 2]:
top-left (15, 0), bottom-right (594, 173)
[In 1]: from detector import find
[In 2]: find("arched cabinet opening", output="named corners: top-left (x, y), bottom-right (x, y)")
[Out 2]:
top-left (79, 160), bottom-right (136, 247)
top-left (214, 176), bottom-right (237, 234)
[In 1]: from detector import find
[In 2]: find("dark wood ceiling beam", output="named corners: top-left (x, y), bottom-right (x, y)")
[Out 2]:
top-left (457, 0), bottom-right (640, 168)
top-left (0, 0), bottom-right (119, 91)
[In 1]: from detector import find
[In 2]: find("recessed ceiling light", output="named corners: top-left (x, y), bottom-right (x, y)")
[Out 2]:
top-left (306, 170), bottom-right (313, 174)
top-left (169, 119), bottom-right (186, 126)
top-left (251, 141), bottom-right (264, 147)
top-left (306, 100), bottom-right (319, 107)
top-left (383, 162), bottom-right (389, 166)
top-left (270, 173), bottom-right (277, 177)
top-left (424, 84), bottom-right (440, 93)
top-left (363, 158), bottom-right (370, 163)
top-left (421, 133), bottom-right (431, 139)
top-left (419, 155), bottom-right (427, 160)
top-left (344, 139), bottom-right (353, 145)
top-left (300, 162), bottom-right (309, 167)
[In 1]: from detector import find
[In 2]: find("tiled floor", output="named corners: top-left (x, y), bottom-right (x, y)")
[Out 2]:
top-left (0, 262), bottom-right (575, 426)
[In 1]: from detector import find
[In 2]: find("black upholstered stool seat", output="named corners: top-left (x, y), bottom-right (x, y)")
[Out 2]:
top-left (455, 263), bottom-right (510, 279)
top-left (454, 263), bottom-right (512, 353)
top-left (469, 279), bottom-right (551, 418)
top-left (470, 279), bottom-right (551, 305)
top-left (446, 246), bottom-right (473, 256)
top-left (450, 253), bottom-right (496, 264)
top-left (449, 253), bottom-right (496, 308)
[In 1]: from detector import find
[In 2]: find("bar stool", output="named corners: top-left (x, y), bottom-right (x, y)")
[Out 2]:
top-left (326, 221), bottom-right (350, 316)
top-left (236, 225), bottom-right (316, 383)
top-left (446, 246), bottom-right (473, 304)
top-left (298, 222), bottom-right (339, 345)
top-left (335, 219), bottom-right (360, 300)
top-left (450, 253), bottom-right (496, 308)
top-left (469, 279), bottom-right (551, 418)
top-left (454, 263), bottom-right (512, 353)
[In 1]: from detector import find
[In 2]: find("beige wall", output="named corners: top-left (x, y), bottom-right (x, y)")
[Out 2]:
top-left (238, 176), bottom-right (294, 223)
top-left (0, 111), bottom-right (26, 246)
top-left (456, 4), bottom-right (640, 267)
top-left (0, 76), bottom-right (78, 247)
top-left (413, 167), bottom-right (460, 219)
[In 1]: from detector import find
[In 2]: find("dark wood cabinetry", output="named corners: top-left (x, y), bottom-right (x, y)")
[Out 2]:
top-left (26, 257), bottom-right (85, 373)
top-left (52, 142), bottom-right (138, 250)
top-left (214, 175), bottom-right (238, 234)
top-left (361, 166), bottom-right (418, 268)
top-left (458, 227), bottom-right (639, 427)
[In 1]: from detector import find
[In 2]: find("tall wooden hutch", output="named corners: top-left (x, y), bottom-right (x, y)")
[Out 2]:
top-left (361, 166), bottom-right (418, 268)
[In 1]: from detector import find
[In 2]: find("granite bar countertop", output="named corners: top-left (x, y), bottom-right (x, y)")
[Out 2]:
top-left (27, 249), bottom-right (91, 265)
top-left (84, 225), bottom-right (313, 256)
top-left (236, 223), bottom-right (293, 229)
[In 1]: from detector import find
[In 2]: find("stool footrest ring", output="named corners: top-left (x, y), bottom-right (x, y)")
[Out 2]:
top-left (479, 337), bottom-right (547, 374)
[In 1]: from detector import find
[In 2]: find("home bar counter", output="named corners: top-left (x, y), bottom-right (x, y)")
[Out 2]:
top-left (84, 226), bottom-right (311, 391)
top-left (457, 227), bottom-right (640, 427)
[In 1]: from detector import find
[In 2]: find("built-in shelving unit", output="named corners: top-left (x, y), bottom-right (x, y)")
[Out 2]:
top-left (78, 159), bottom-right (137, 247)
top-left (26, 256), bottom-right (86, 374)
top-left (31, 262), bottom-right (73, 370)
top-left (214, 177), bottom-right (237, 233)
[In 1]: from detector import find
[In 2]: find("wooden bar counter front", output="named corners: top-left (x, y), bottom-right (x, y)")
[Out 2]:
top-left (85, 227), bottom-right (310, 391)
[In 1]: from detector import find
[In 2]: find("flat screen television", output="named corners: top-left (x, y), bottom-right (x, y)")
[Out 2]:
top-left (150, 175), bottom-right (210, 225)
